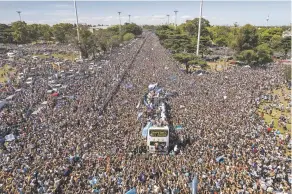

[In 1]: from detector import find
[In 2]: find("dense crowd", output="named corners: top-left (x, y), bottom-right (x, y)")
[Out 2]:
top-left (0, 32), bottom-right (291, 194)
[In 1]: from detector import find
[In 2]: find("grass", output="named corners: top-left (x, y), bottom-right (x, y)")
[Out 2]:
top-left (0, 64), bottom-right (15, 83)
top-left (207, 61), bottom-right (233, 72)
top-left (257, 86), bottom-right (291, 156)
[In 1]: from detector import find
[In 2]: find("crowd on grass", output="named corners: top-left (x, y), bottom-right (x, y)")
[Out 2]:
top-left (0, 32), bottom-right (291, 194)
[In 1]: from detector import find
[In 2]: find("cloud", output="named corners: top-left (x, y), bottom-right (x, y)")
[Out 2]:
top-left (152, 15), bottom-right (166, 19)
top-left (44, 10), bottom-right (74, 17)
top-left (181, 15), bottom-right (191, 19)
top-left (59, 18), bottom-right (75, 23)
top-left (21, 11), bottom-right (39, 16)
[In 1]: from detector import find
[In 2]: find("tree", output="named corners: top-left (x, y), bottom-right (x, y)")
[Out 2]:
top-left (122, 23), bottom-right (142, 36)
top-left (197, 36), bottom-right (212, 57)
top-left (52, 23), bottom-right (75, 43)
top-left (107, 25), bottom-right (120, 35)
top-left (0, 24), bottom-right (13, 43)
top-left (235, 24), bottom-right (258, 52)
top-left (78, 26), bottom-right (94, 58)
top-left (280, 36), bottom-right (291, 58)
top-left (11, 21), bottom-right (29, 43)
top-left (181, 18), bottom-right (210, 37)
top-left (237, 43), bottom-right (273, 66)
top-left (163, 34), bottom-right (194, 53)
top-left (207, 26), bottom-right (232, 47)
top-left (255, 43), bottom-right (273, 65)
top-left (156, 25), bottom-right (176, 41)
top-left (38, 24), bottom-right (52, 41)
top-left (258, 27), bottom-right (283, 45)
top-left (123, 33), bottom-right (135, 41)
top-left (27, 24), bottom-right (40, 42)
top-left (237, 50), bottom-right (258, 65)
top-left (270, 35), bottom-right (282, 51)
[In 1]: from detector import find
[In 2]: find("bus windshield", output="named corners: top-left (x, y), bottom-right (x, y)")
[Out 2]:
top-left (149, 129), bottom-right (168, 137)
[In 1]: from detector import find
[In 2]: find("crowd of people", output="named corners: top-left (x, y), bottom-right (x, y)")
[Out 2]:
top-left (0, 31), bottom-right (291, 193)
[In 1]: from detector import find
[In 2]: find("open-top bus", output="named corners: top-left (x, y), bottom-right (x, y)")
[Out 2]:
top-left (141, 83), bottom-right (171, 154)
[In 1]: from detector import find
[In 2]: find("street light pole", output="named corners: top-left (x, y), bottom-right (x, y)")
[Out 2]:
top-left (73, 0), bottom-right (82, 59)
top-left (16, 11), bottom-right (22, 21)
top-left (166, 14), bottom-right (170, 25)
top-left (266, 14), bottom-right (269, 27)
top-left (174, 10), bottom-right (178, 29)
top-left (196, 0), bottom-right (203, 56)
top-left (128, 14), bottom-right (131, 23)
top-left (118, 12), bottom-right (122, 33)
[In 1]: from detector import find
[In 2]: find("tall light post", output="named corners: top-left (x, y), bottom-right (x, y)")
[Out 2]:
top-left (196, 0), bottom-right (203, 56)
top-left (118, 12), bottom-right (122, 33)
top-left (16, 11), bottom-right (22, 21)
top-left (174, 10), bottom-right (178, 29)
top-left (266, 14), bottom-right (269, 27)
top-left (73, 0), bottom-right (82, 59)
top-left (128, 14), bottom-right (131, 23)
top-left (166, 14), bottom-right (170, 25)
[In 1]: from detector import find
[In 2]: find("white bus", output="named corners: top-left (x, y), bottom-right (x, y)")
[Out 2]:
top-left (147, 125), bottom-right (169, 154)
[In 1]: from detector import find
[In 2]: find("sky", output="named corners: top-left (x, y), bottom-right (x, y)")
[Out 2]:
top-left (0, 1), bottom-right (290, 26)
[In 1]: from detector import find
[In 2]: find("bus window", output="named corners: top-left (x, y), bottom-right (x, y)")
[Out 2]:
top-left (149, 130), bottom-right (168, 137)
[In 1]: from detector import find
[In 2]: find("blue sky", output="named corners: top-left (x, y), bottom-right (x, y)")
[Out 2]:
top-left (0, 1), bottom-right (290, 26)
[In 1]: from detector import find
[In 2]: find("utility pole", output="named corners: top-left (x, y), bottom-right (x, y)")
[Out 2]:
top-left (174, 10), bottom-right (178, 29)
top-left (118, 12), bottom-right (122, 33)
top-left (166, 14), bottom-right (170, 25)
top-left (128, 14), bottom-right (131, 23)
top-left (196, 0), bottom-right (203, 56)
top-left (73, 0), bottom-right (82, 59)
top-left (16, 11), bottom-right (22, 21)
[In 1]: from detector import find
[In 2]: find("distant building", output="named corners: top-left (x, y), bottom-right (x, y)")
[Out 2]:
top-left (89, 25), bottom-right (110, 33)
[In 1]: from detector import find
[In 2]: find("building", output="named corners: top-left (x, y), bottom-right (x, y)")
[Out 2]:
top-left (89, 25), bottom-right (110, 33)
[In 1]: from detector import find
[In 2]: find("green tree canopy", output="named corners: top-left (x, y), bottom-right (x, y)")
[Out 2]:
top-left (180, 18), bottom-right (210, 37)
top-left (255, 43), bottom-right (273, 65)
top-left (123, 33), bottom-right (135, 41)
top-left (237, 50), bottom-right (258, 65)
top-left (0, 24), bottom-right (13, 43)
top-left (11, 21), bottom-right (29, 43)
top-left (122, 23), bottom-right (142, 36)
top-left (235, 24), bottom-right (259, 52)
top-left (52, 23), bottom-right (75, 43)
top-left (280, 36), bottom-right (291, 58)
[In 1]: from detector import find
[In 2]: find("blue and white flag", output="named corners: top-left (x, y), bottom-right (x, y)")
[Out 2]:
top-left (190, 176), bottom-right (198, 194)
top-left (142, 122), bottom-right (152, 137)
top-left (126, 188), bottom-right (137, 194)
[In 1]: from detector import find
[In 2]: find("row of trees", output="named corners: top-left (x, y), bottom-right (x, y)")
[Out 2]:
top-left (78, 23), bottom-right (142, 58)
top-left (155, 18), bottom-right (291, 67)
top-left (0, 22), bottom-right (143, 58)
